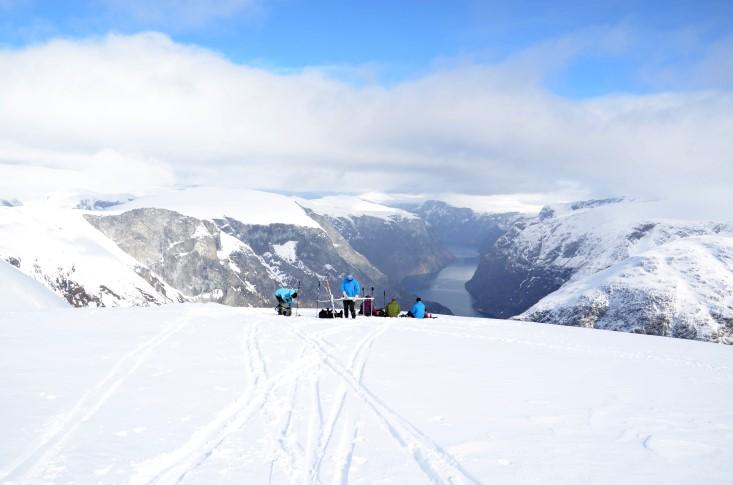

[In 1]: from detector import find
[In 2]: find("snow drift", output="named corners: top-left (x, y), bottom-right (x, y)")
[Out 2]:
top-left (0, 259), bottom-right (68, 311)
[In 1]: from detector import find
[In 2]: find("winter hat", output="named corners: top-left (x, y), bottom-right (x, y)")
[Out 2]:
top-left (346, 274), bottom-right (354, 280)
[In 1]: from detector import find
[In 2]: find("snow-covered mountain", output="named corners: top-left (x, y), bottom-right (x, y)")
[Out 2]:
top-left (467, 198), bottom-right (733, 342)
top-left (518, 235), bottom-right (733, 343)
top-left (0, 189), bottom-right (430, 308)
top-left (2, 304), bottom-right (731, 484)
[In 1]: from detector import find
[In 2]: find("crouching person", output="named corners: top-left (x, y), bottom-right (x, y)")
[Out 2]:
top-left (275, 287), bottom-right (298, 316)
top-left (407, 297), bottom-right (426, 319)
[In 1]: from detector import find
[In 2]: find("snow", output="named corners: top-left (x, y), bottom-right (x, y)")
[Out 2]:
top-left (299, 195), bottom-right (418, 221)
top-left (521, 235), bottom-right (733, 341)
top-left (38, 191), bottom-right (136, 210)
top-left (0, 205), bottom-right (183, 306)
top-left (273, 240), bottom-right (298, 263)
top-left (512, 199), bottom-right (733, 281)
top-left (1, 304), bottom-right (731, 484)
top-left (0, 260), bottom-right (68, 310)
top-left (117, 187), bottom-right (322, 228)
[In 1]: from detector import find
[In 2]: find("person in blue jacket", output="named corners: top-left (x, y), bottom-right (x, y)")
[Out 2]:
top-left (340, 274), bottom-right (361, 319)
top-left (275, 287), bottom-right (298, 316)
top-left (407, 297), bottom-right (426, 319)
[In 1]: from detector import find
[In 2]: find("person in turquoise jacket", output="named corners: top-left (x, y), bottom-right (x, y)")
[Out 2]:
top-left (275, 287), bottom-right (298, 316)
top-left (408, 297), bottom-right (426, 318)
top-left (340, 274), bottom-right (361, 319)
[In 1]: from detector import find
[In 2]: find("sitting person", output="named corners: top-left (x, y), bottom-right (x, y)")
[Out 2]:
top-left (274, 287), bottom-right (298, 316)
top-left (385, 297), bottom-right (401, 318)
top-left (407, 297), bottom-right (426, 319)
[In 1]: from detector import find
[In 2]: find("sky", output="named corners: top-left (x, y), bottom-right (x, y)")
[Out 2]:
top-left (0, 0), bottom-right (732, 213)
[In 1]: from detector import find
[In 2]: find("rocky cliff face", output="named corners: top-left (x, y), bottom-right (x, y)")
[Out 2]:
top-left (84, 208), bottom-right (388, 307)
top-left (85, 208), bottom-right (269, 306)
top-left (303, 208), bottom-right (452, 284)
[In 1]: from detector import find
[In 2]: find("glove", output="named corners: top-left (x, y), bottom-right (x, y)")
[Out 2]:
top-left (342, 291), bottom-right (348, 298)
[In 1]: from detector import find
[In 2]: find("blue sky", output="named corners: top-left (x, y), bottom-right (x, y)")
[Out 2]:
top-left (1, 0), bottom-right (732, 96)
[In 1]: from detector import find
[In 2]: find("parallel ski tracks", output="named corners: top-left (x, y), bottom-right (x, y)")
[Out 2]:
top-left (5, 316), bottom-right (481, 485)
top-left (1, 314), bottom-right (192, 484)
top-left (289, 324), bottom-right (481, 485)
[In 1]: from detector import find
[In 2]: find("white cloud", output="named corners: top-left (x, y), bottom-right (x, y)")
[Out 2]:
top-left (0, 32), bottom-right (731, 212)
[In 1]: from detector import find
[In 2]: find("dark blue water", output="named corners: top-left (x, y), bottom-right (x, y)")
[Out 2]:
top-left (410, 245), bottom-right (482, 317)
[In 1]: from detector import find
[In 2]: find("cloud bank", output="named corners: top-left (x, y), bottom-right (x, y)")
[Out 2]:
top-left (0, 32), bottom-right (731, 211)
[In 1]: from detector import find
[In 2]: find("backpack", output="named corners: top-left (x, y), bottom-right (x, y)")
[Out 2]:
top-left (318, 308), bottom-right (334, 319)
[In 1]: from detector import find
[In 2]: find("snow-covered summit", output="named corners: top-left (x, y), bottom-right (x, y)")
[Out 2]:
top-left (118, 187), bottom-right (322, 228)
top-left (507, 199), bottom-right (733, 280)
top-left (299, 195), bottom-right (418, 221)
top-left (538, 197), bottom-right (628, 220)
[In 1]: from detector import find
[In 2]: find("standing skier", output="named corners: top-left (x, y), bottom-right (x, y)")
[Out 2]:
top-left (274, 287), bottom-right (299, 316)
top-left (340, 274), bottom-right (361, 319)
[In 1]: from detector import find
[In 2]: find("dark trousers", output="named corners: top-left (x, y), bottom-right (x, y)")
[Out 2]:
top-left (276, 296), bottom-right (291, 316)
top-left (343, 299), bottom-right (356, 319)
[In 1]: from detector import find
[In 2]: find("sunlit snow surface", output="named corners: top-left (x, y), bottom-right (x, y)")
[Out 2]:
top-left (1, 305), bottom-right (731, 484)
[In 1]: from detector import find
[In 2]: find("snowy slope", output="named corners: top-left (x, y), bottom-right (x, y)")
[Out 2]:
top-left (119, 187), bottom-right (322, 228)
top-left (0, 205), bottom-right (185, 307)
top-left (519, 236), bottom-right (733, 342)
top-left (1, 305), bottom-right (732, 485)
top-left (467, 198), bottom-right (733, 328)
top-left (0, 260), bottom-right (68, 311)
top-left (512, 199), bottom-right (733, 280)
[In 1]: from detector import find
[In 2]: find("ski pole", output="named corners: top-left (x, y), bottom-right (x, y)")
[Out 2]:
top-left (371, 286), bottom-right (375, 316)
top-left (296, 280), bottom-right (301, 317)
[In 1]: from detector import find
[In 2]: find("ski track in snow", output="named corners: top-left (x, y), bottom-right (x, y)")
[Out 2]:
top-left (288, 324), bottom-right (481, 485)
top-left (120, 315), bottom-right (479, 485)
top-left (1, 315), bottom-right (192, 484)
top-left (308, 321), bottom-right (390, 484)
top-left (133, 326), bottom-right (323, 484)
